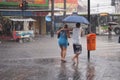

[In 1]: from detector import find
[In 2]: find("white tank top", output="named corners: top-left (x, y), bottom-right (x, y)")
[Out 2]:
top-left (72, 27), bottom-right (82, 44)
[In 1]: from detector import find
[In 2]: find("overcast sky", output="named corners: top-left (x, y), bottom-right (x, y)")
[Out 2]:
top-left (80, 0), bottom-right (111, 7)
top-left (79, 0), bottom-right (114, 13)
top-left (91, 0), bottom-right (111, 5)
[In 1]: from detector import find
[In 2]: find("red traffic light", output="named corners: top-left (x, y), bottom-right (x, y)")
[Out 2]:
top-left (19, 1), bottom-right (28, 10)
top-left (19, 3), bottom-right (23, 8)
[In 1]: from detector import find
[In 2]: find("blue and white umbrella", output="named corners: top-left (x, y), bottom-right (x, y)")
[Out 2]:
top-left (45, 16), bottom-right (51, 22)
top-left (62, 12), bottom-right (89, 24)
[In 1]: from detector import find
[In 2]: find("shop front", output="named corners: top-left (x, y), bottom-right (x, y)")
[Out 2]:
top-left (0, 0), bottom-right (49, 36)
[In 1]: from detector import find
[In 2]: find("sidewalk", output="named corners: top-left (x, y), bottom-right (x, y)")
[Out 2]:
top-left (0, 35), bottom-right (120, 80)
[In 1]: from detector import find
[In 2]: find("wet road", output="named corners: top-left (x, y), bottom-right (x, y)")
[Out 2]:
top-left (0, 35), bottom-right (120, 80)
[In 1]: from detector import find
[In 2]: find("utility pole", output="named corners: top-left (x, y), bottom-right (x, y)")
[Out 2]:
top-left (51, 0), bottom-right (54, 37)
top-left (88, 0), bottom-right (90, 26)
top-left (88, 0), bottom-right (91, 61)
top-left (64, 0), bottom-right (66, 17)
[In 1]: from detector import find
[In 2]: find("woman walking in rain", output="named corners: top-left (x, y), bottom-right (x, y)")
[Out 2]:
top-left (57, 24), bottom-right (70, 62)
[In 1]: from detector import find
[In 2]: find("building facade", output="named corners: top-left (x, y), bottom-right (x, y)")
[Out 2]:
top-left (0, 0), bottom-right (49, 35)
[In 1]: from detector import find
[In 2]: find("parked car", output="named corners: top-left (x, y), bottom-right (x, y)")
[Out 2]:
top-left (113, 25), bottom-right (120, 35)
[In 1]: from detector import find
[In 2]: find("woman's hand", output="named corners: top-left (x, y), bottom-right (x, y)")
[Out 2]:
top-left (57, 27), bottom-right (63, 34)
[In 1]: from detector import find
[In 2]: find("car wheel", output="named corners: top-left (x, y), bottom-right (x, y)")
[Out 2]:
top-left (114, 27), bottom-right (120, 35)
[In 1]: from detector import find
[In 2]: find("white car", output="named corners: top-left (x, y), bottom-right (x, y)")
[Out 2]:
top-left (113, 25), bottom-right (120, 35)
top-left (108, 22), bottom-right (120, 35)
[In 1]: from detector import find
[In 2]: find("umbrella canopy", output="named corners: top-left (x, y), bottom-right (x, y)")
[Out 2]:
top-left (45, 16), bottom-right (51, 22)
top-left (62, 13), bottom-right (89, 24)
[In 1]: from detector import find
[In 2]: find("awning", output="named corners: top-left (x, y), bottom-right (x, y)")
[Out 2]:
top-left (10, 18), bottom-right (36, 22)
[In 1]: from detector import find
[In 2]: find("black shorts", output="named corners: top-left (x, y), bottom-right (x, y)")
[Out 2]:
top-left (73, 44), bottom-right (82, 54)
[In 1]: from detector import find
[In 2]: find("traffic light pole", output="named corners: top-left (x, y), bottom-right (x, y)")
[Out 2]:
top-left (64, 0), bottom-right (66, 17)
top-left (19, 0), bottom-right (28, 10)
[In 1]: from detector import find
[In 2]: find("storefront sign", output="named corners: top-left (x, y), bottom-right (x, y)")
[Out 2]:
top-left (0, 11), bottom-right (48, 16)
top-left (0, 0), bottom-right (49, 9)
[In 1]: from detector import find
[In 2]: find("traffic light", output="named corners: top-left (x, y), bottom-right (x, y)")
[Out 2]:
top-left (23, 0), bottom-right (28, 10)
top-left (19, 0), bottom-right (28, 10)
top-left (19, 3), bottom-right (23, 10)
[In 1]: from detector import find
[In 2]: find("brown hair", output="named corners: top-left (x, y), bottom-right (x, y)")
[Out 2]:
top-left (64, 24), bottom-right (68, 28)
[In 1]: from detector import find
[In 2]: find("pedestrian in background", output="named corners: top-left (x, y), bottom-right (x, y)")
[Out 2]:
top-left (108, 24), bottom-right (113, 39)
top-left (72, 23), bottom-right (83, 65)
top-left (57, 24), bottom-right (70, 62)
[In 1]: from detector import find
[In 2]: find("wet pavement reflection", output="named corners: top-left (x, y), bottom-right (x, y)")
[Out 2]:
top-left (57, 63), bottom-right (68, 80)
top-left (86, 62), bottom-right (95, 80)
top-left (71, 64), bottom-right (81, 80)
top-left (0, 35), bottom-right (120, 80)
top-left (0, 55), bottom-right (120, 80)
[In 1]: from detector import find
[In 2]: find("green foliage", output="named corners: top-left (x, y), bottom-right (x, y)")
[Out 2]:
top-left (0, 2), bottom-right (19, 7)
top-left (0, 1), bottom-right (49, 7)
top-left (101, 25), bottom-right (108, 30)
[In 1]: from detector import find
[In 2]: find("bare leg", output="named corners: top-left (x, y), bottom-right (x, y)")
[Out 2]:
top-left (63, 47), bottom-right (67, 60)
top-left (76, 54), bottom-right (80, 64)
top-left (72, 54), bottom-right (77, 61)
top-left (72, 54), bottom-right (77, 65)
top-left (61, 47), bottom-right (67, 62)
top-left (72, 53), bottom-right (80, 65)
top-left (60, 46), bottom-right (64, 61)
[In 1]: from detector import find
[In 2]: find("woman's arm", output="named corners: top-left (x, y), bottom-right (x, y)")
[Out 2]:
top-left (56, 27), bottom-right (62, 34)
top-left (80, 27), bottom-right (83, 37)
top-left (65, 28), bottom-right (71, 38)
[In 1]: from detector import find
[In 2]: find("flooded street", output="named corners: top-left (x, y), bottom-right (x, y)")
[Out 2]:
top-left (0, 35), bottom-right (120, 80)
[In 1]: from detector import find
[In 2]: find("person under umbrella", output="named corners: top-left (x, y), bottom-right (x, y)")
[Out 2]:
top-left (72, 23), bottom-right (83, 65)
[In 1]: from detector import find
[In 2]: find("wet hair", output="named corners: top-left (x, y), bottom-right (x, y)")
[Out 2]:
top-left (58, 27), bottom-right (62, 30)
top-left (64, 24), bottom-right (68, 28)
top-left (76, 23), bottom-right (81, 28)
